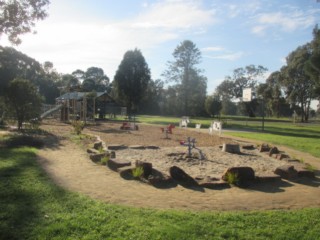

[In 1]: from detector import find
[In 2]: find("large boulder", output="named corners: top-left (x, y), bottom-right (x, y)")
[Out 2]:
top-left (268, 147), bottom-right (279, 156)
top-left (89, 153), bottom-right (107, 163)
top-left (294, 164), bottom-right (315, 179)
top-left (93, 141), bottom-right (103, 150)
top-left (145, 145), bottom-right (160, 150)
top-left (87, 148), bottom-right (100, 154)
top-left (222, 144), bottom-right (240, 154)
top-left (169, 166), bottom-right (198, 187)
top-left (108, 144), bottom-right (127, 150)
top-left (222, 166), bottom-right (255, 185)
top-left (242, 145), bottom-right (255, 150)
top-left (107, 159), bottom-right (131, 171)
top-left (276, 154), bottom-right (289, 160)
top-left (274, 165), bottom-right (298, 179)
top-left (148, 169), bottom-right (175, 188)
top-left (259, 143), bottom-right (270, 152)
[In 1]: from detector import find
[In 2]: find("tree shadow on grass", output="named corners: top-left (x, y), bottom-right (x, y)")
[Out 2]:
top-left (0, 148), bottom-right (70, 239)
top-left (0, 149), bottom-right (43, 239)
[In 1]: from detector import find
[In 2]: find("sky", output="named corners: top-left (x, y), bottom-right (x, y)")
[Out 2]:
top-left (2, 0), bottom-right (320, 96)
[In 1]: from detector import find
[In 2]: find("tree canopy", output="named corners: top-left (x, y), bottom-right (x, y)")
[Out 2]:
top-left (5, 78), bottom-right (42, 129)
top-left (0, 46), bottom-right (43, 95)
top-left (162, 40), bottom-right (207, 116)
top-left (113, 48), bottom-right (151, 114)
top-left (0, 0), bottom-right (50, 44)
top-left (280, 44), bottom-right (314, 122)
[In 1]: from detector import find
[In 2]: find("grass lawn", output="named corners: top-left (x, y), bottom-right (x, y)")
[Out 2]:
top-left (224, 122), bottom-right (320, 158)
top-left (1, 146), bottom-right (320, 239)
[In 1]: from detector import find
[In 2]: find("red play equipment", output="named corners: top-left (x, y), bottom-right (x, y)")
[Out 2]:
top-left (160, 124), bottom-right (175, 138)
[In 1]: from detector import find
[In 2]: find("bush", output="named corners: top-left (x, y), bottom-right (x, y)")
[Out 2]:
top-left (132, 166), bottom-right (144, 179)
top-left (100, 156), bottom-right (109, 165)
top-left (225, 172), bottom-right (239, 185)
top-left (71, 121), bottom-right (85, 135)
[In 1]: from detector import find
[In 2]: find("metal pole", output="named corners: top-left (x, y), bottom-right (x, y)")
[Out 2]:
top-left (262, 98), bottom-right (265, 131)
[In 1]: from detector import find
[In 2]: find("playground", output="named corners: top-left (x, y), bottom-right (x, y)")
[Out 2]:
top-left (37, 119), bottom-right (320, 211)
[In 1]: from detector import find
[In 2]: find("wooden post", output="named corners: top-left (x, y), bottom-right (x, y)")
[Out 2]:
top-left (83, 97), bottom-right (87, 124)
top-left (93, 97), bottom-right (96, 121)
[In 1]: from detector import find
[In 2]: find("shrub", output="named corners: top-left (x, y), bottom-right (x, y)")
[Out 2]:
top-left (225, 172), bottom-right (239, 185)
top-left (132, 166), bottom-right (144, 179)
top-left (98, 146), bottom-right (104, 153)
top-left (100, 156), bottom-right (109, 165)
top-left (71, 121), bottom-right (85, 135)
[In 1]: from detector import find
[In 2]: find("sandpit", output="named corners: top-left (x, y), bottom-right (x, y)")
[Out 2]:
top-left (37, 120), bottom-right (320, 211)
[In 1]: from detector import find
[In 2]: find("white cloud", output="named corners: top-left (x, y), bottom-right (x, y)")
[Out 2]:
top-left (132, 0), bottom-right (216, 30)
top-left (201, 46), bottom-right (225, 52)
top-left (252, 8), bottom-right (319, 36)
top-left (204, 52), bottom-right (244, 61)
top-left (6, 0), bottom-right (217, 78)
top-left (251, 25), bottom-right (267, 36)
top-left (216, 0), bottom-right (262, 19)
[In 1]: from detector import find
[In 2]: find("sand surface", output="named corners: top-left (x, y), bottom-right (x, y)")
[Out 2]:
top-left (36, 120), bottom-right (320, 211)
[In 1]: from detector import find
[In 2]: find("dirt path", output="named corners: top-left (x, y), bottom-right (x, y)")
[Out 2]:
top-left (37, 121), bottom-right (320, 211)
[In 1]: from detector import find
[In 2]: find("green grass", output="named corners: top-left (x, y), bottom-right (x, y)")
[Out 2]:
top-left (1, 146), bottom-right (320, 239)
top-left (224, 123), bottom-right (320, 158)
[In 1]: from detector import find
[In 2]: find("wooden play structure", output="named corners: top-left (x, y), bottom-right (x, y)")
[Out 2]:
top-left (40, 91), bottom-right (125, 122)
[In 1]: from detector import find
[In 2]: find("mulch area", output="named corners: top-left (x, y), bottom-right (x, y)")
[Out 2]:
top-left (84, 121), bottom-right (232, 147)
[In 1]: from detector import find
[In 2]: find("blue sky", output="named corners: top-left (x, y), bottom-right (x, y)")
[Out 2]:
top-left (3, 0), bottom-right (320, 95)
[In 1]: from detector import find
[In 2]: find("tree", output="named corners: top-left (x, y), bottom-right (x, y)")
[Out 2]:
top-left (0, 46), bottom-right (43, 96)
top-left (70, 67), bottom-right (109, 92)
top-left (0, 0), bottom-right (50, 44)
top-left (257, 71), bottom-right (283, 117)
top-left (139, 79), bottom-right (164, 114)
top-left (82, 67), bottom-right (109, 92)
top-left (216, 65), bottom-right (268, 100)
top-left (220, 100), bottom-right (237, 116)
top-left (305, 25), bottom-right (320, 100)
top-left (113, 48), bottom-right (151, 114)
top-left (163, 40), bottom-right (207, 116)
top-left (280, 44), bottom-right (314, 122)
top-left (5, 78), bottom-right (42, 130)
top-left (160, 86), bottom-right (180, 116)
top-left (205, 94), bottom-right (221, 117)
top-left (215, 65), bottom-right (267, 117)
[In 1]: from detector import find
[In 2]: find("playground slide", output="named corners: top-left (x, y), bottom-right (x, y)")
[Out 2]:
top-left (40, 104), bottom-right (63, 119)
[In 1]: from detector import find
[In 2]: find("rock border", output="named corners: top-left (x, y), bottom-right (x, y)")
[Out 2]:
top-left (87, 137), bottom-right (316, 190)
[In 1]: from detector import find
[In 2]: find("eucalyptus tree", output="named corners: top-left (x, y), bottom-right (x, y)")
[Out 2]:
top-left (216, 65), bottom-right (267, 99)
top-left (163, 40), bottom-right (207, 116)
top-left (216, 65), bottom-right (267, 117)
top-left (0, 0), bottom-right (50, 44)
top-left (280, 44), bottom-right (314, 122)
top-left (0, 46), bottom-right (43, 95)
top-left (305, 25), bottom-right (320, 101)
top-left (257, 71), bottom-right (284, 117)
